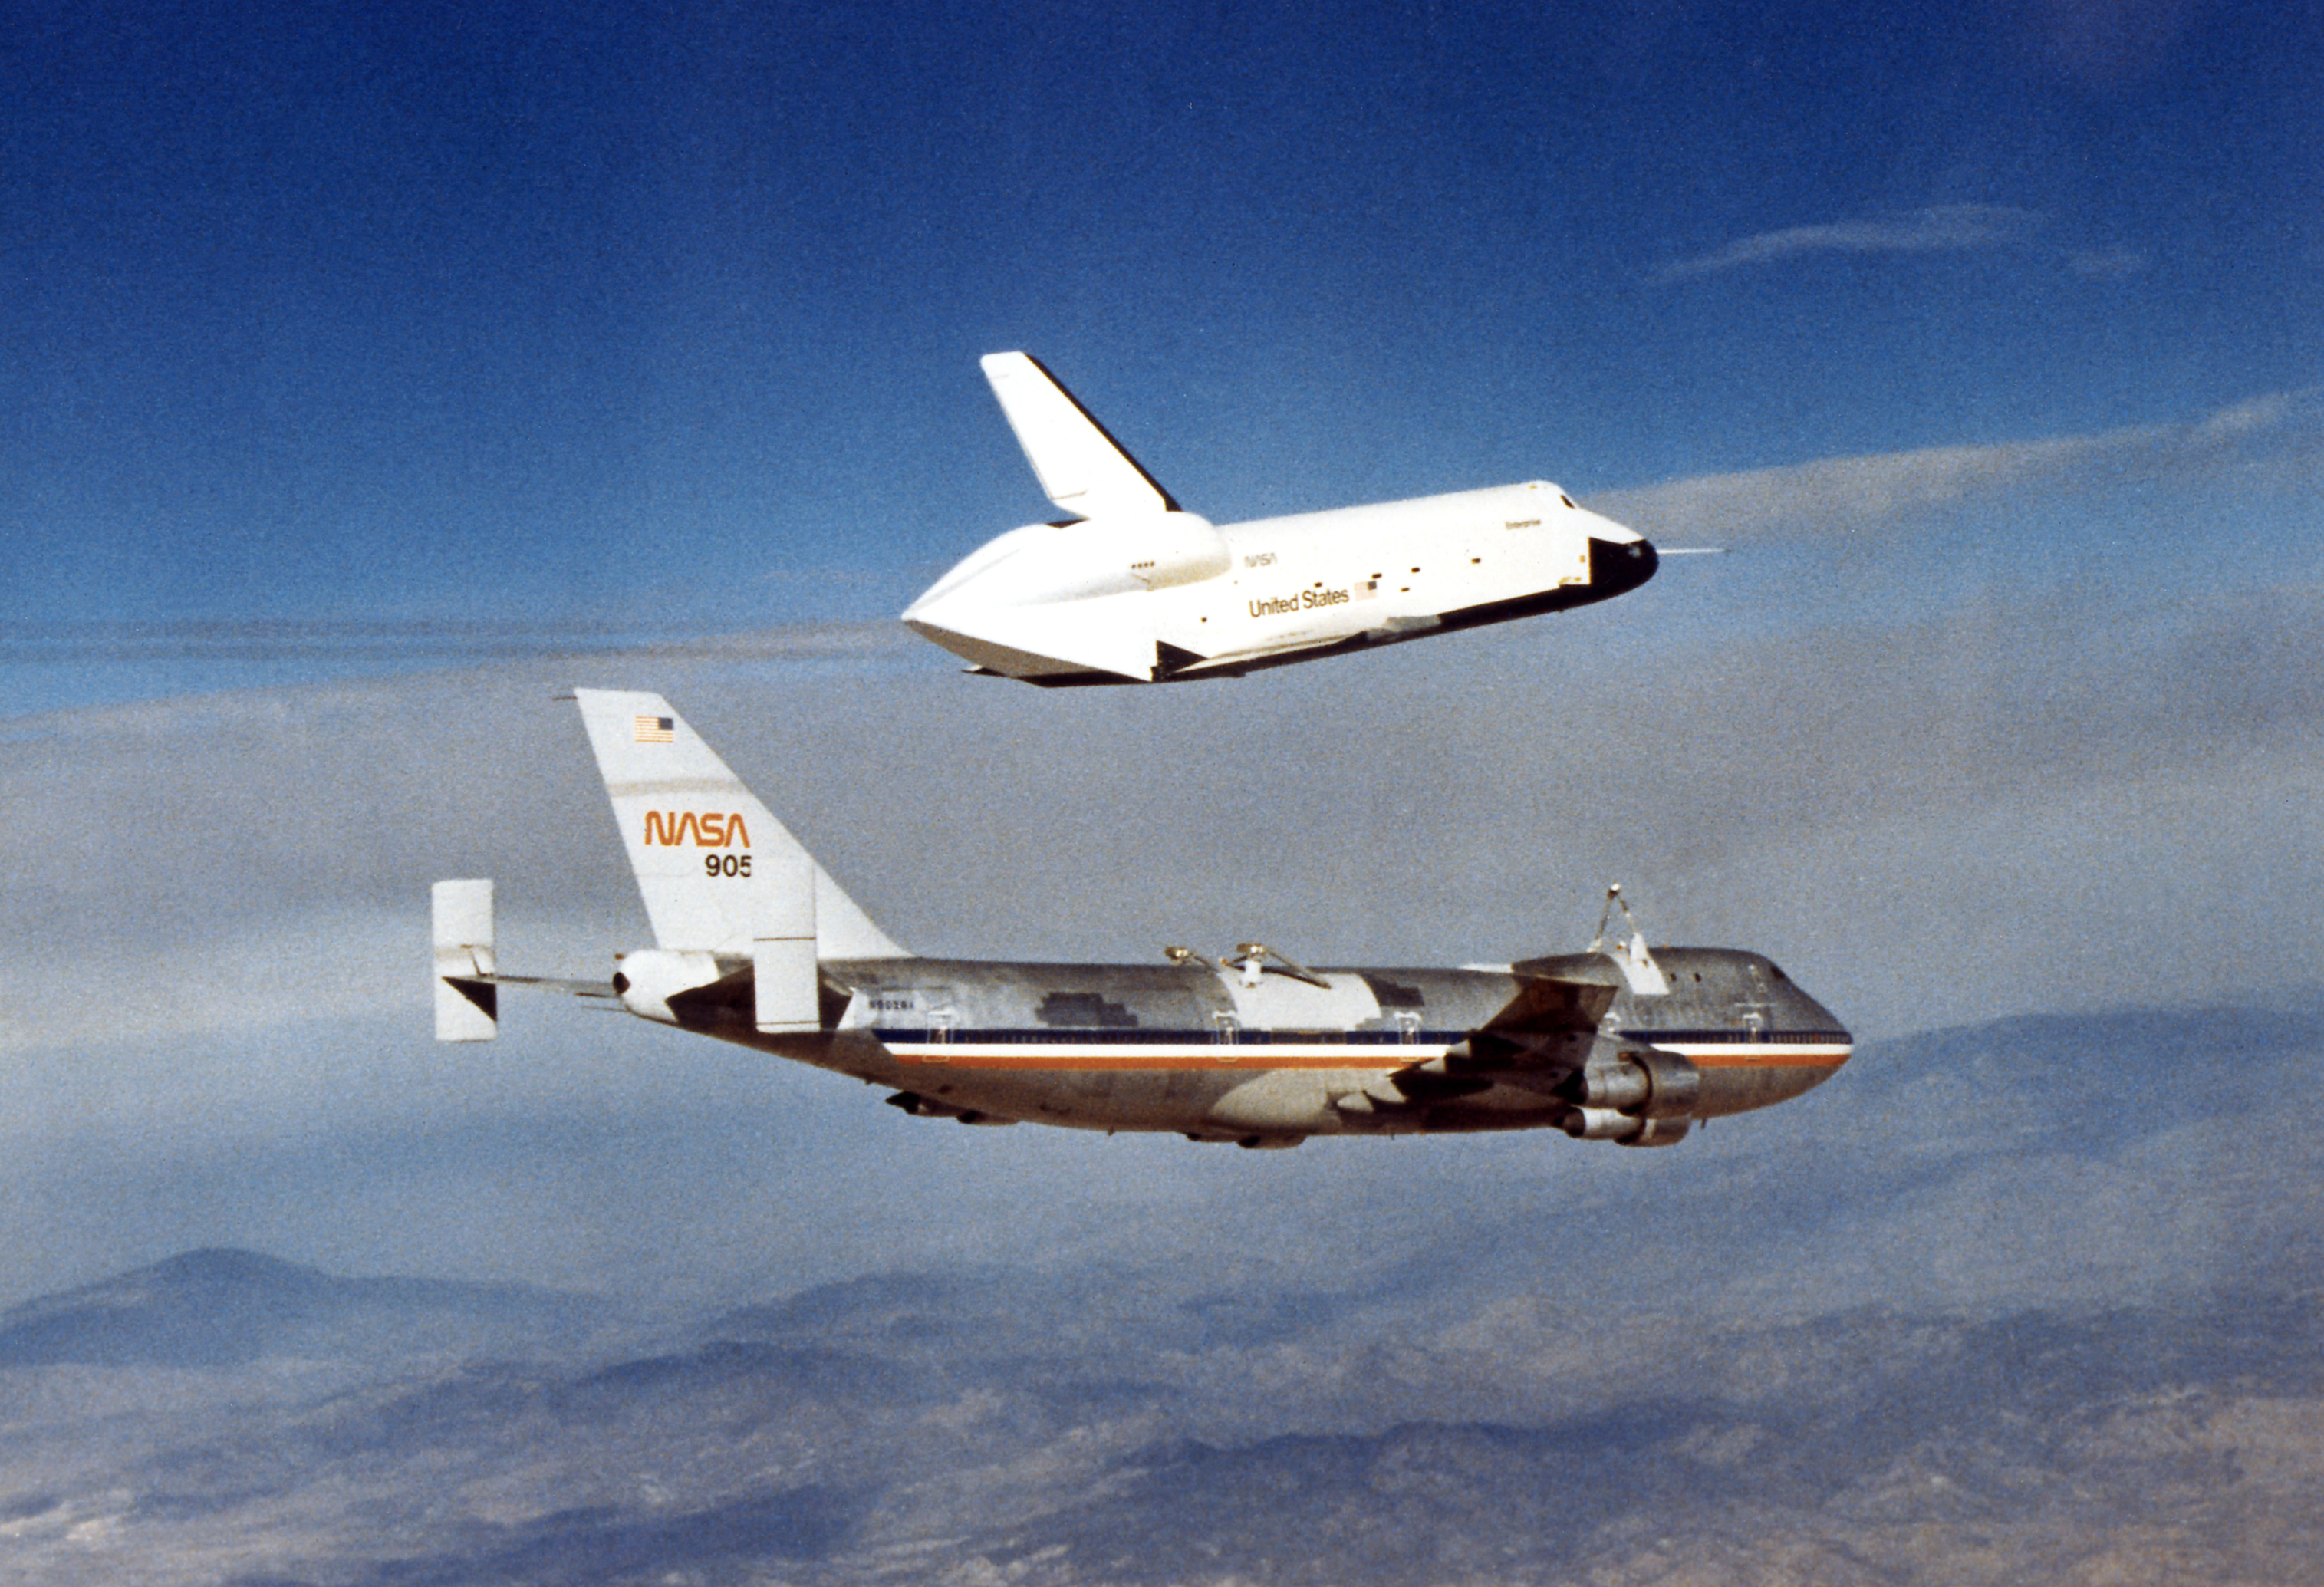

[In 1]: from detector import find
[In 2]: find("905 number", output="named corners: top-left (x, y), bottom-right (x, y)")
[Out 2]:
top-left (705, 854), bottom-right (752, 878)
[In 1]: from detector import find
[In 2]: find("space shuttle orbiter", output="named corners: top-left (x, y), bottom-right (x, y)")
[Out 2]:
top-left (901, 353), bottom-right (1659, 685)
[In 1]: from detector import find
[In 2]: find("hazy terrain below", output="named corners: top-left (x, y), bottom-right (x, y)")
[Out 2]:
top-left (3, 1000), bottom-right (2320, 1585)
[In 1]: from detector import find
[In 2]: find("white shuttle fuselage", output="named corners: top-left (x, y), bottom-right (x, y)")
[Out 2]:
top-left (902, 354), bottom-right (1659, 685)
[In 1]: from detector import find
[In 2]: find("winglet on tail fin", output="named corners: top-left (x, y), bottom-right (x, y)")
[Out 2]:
top-left (980, 352), bottom-right (1180, 519)
top-left (568, 690), bottom-right (907, 970)
top-left (433, 878), bottom-right (497, 1042)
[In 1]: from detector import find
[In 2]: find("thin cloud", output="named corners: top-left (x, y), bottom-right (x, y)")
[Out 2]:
top-left (1594, 386), bottom-right (2324, 542)
top-left (0, 618), bottom-right (911, 670)
top-left (1657, 204), bottom-right (2046, 281)
top-left (3, 581), bottom-right (2321, 1054)
top-left (2068, 245), bottom-right (2151, 280)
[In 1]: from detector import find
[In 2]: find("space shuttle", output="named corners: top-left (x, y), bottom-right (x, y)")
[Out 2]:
top-left (901, 353), bottom-right (1660, 685)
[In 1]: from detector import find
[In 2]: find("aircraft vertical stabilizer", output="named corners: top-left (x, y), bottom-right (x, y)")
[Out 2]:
top-left (980, 352), bottom-right (1178, 519)
top-left (432, 878), bottom-right (497, 1042)
top-left (569, 690), bottom-right (907, 963)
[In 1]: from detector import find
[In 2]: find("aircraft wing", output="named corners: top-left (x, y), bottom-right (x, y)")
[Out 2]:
top-left (1336, 966), bottom-right (1618, 1118)
top-left (1477, 970), bottom-right (1618, 1045)
top-left (980, 352), bottom-right (1180, 519)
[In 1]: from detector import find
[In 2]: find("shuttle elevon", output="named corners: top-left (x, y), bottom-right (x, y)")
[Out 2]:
top-left (902, 353), bottom-right (1660, 684)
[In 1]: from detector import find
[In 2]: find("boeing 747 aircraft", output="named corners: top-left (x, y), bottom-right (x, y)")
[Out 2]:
top-left (433, 691), bottom-right (1851, 1148)
top-left (902, 354), bottom-right (1661, 684)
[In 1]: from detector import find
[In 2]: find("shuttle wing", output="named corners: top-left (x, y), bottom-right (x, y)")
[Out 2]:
top-left (980, 352), bottom-right (1180, 520)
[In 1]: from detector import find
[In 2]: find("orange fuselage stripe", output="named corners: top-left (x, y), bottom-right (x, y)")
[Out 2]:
top-left (885, 1044), bottom-right (1852, 1072)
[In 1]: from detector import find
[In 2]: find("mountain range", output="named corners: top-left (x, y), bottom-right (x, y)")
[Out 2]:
top-left (2, 1000), bottom-right (2319, 1585)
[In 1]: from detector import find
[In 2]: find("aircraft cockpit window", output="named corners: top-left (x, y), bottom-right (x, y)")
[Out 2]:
top-left (1765, 962), bottom-right (1789, 983)
top-left (1559, 493), bottom-right (1577, 509)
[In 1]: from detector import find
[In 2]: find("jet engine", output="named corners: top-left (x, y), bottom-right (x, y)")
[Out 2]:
top-left (1558, 1042), bottom-right (1699, 1147)
top-left (1562, 1109), bottom-right (1694, 1147)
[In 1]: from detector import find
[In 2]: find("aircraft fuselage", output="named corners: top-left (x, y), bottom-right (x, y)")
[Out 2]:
top-left (624, 946), bottom-right (1850, 1145)
top-left (906, 482), bottom-right (1657, 686)
top-left (434, 691), bottom-right (1854, 1154)
top-left (901, 354), bottom-right (1661, 685)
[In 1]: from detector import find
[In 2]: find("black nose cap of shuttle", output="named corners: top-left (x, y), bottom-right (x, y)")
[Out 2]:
top-left (1590, 535), bottom-right (1659, 598)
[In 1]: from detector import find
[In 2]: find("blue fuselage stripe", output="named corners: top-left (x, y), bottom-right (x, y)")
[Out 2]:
top-left (868, 1026), bottom-right (1851, 1045)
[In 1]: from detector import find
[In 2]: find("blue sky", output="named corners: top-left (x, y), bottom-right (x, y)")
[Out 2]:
top-left (8, 0), bottom-right (2317, 692)
top-left (2, 1), bottom-right (2321, 1297)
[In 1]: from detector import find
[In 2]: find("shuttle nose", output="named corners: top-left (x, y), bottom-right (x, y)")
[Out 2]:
top-left (1591, 535), bottom-right (1658, 598)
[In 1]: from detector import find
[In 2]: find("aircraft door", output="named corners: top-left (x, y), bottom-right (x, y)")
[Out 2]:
top-left (1220, 972), bottom-right (1381, 1037)
top-left (867, 986), bottom-right (959, 1049)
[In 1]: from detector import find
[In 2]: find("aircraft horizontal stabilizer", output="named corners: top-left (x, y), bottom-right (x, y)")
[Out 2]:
top-left (433, 880), bottom-right (623, 1040)
top-left (466, 972), bottom-right (622, 1001)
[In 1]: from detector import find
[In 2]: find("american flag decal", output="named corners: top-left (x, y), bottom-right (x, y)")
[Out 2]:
top-left (1352, 578), bottom-right (1379, 601)
top-left (633, 715), bottom-right (675, 744)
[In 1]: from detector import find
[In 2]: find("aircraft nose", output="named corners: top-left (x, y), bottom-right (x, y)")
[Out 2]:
top-left (1592, 535), bottom-right (1658, 597)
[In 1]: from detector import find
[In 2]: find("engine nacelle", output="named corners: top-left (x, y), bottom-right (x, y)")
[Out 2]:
top-left (1559, 1108), bottom-right (1694, 1148)
top-left (1563, 1106), bottom-right (1644, 1141)
top-left (611, 949), bottom-right (723, 1023)
top-left (1564, 1044), bottom-right (1700, 1120)
top-left (1620, 1118), bottom-right (1693, 1148)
